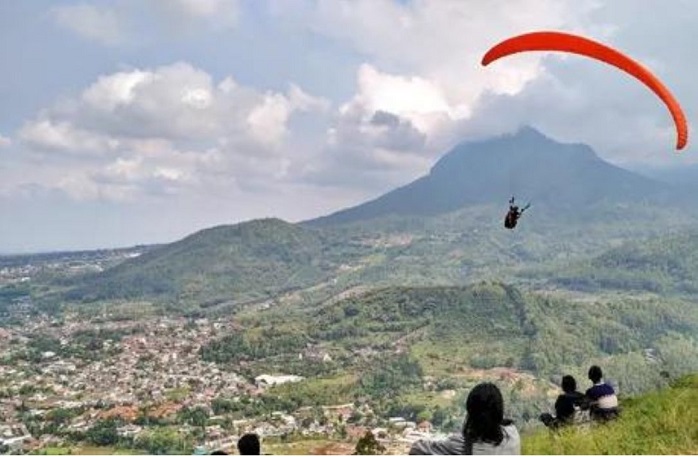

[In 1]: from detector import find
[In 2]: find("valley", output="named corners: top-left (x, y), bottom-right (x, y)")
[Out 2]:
top-left (2, 129), bottom-right (698, 454)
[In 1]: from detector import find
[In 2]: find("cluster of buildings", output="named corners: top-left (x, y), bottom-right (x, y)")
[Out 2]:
top-left (0, 313), bottom-right (445, 454)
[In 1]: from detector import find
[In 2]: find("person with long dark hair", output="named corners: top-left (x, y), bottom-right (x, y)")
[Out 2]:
top-left (409, 383), bottom-right (520, 455)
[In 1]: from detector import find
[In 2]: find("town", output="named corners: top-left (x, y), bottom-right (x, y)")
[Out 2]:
top-left (0, 310), bottom-right (444, 454)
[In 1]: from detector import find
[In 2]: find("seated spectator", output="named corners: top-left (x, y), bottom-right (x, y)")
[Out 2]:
top-left (238, 433), bottom-right (261, 455)
top-left (409, 382), bottom-right (520, 455)
top-left (585, 365), bottom-right (619, 421)
top-left (540, 375), bottom-right (589, 429)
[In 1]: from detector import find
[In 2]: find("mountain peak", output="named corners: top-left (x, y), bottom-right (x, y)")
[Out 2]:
top-left (513, 125), bottom-right (548, 140)
top-left (307, 129), bottom-right (667, 226)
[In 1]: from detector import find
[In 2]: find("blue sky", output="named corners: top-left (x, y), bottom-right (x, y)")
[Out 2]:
top-left (1, 0), bottom-right (697, 252)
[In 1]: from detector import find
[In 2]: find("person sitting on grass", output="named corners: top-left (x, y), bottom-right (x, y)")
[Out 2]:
top-left (585, 365), bottom-right (619, 422)
top-left (539, 375), bottom-right (589, 429)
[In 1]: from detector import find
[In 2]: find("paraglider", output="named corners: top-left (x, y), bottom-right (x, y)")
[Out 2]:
top-left (481, 31), bottom-right (688, 150)
top-left (504, 196), bottom-right (530, 230)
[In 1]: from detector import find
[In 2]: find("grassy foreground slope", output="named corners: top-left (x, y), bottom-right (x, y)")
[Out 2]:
top-left (523, 375), bottom-right (698, 454)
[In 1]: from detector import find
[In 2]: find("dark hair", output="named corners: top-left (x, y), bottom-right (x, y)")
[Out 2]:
top-left (211, 451), bottom-right (227, 455)
top-left (462, 383), bottom-right (507, 452)
top-left (561, 375), bottom-right (577, 393)
top-left (588, 365), bottom-right (603, 383)
top-left (237, 433), bottom-right (260, 455)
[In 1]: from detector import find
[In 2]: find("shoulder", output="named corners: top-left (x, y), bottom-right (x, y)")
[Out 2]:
top-left (586, 385), bottom-right (602, 398)
top-left (571, 391), bottom-right (586, 401)
top-left (502, 423), bottom-right (520, 439)
top-left (500, 424), bottom-right (521, 454)
top-left (598, 383), bottom-right (616, 395)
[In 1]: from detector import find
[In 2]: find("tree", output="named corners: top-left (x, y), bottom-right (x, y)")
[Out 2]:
top-left (431, 407), bottom-right (448, 427)
top-left (136, 428), bottom-right (191, 455)
top-left (179, 406), bottom-right (209, 440)
top-left (354, 431), bottom-right (386, 455)
top-left (86, 419), bottom-right (119, 446)
top-left (416, 410), bottom-right (431, 423)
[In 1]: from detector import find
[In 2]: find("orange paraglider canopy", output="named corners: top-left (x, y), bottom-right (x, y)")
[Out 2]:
top-left (481, 31), bottom-right (688, 150)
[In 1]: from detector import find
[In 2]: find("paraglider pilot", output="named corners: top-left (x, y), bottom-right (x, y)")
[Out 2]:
top-left (504, 197), bottom-right (529, 229)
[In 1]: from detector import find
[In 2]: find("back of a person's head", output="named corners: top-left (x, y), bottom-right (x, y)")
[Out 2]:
top-left (237, 433), bottom-right (260, 455)
top-left (561, 375), bottom-right (577, 393)
top-left (463, 382), bottom-right (505, 445)
top-left (211, 451), bottom-right (227, 455)
top-left (588, 365), bottom-right (603, 383)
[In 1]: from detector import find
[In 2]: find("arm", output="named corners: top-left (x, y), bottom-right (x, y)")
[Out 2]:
top-left (409, 434), bottom-right (464, 455)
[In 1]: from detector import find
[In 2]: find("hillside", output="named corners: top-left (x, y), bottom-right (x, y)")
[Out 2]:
top-left (198, 282), bottom-right (698, 430)
top-left (541, 231), bottom-right (698, 294)
top-left (49, 200), bottom-right (698, 314)
top-left (59, 218), bottom-right (359, 306)
top-left (524, 375), bottom-right (698, 454)
top-left (38, 127), bottom-right (698, 311)
top-left (309, 126), bottom-right (673, 226)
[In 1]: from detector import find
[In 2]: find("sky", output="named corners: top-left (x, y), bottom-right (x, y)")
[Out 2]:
top-left (1, 0), bottom-right (697, 253)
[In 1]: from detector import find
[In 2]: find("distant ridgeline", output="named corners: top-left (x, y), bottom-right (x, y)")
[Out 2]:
top-left (36, 127), bottom-right (698, 308)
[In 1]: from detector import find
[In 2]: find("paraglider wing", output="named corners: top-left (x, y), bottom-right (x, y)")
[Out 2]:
top-left (481, 31), bottom-right (688, 150)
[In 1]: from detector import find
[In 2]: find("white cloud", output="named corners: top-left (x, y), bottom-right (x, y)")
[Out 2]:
top-left (15, 62), bottom-right (329, 202)
top-left (52, 0), bottom-right (240, 46)
top-left (53, 4), bottom-right (126, 46)
top-left (0, 134), bottom-right (11, 148)
top-left (81, 70), bottom-right (153, 111)
top-left (247, 93), bottom-right (294, 148)
top-left (284, 0), bottom-right (695, 171)
top-left (247, 85), bottom-right (329, 149)
top-left (301, 0), bottom-right (603, 109)
top-left (345, 64), bottom-right (453, 136)
top-left (168, 0), bottom-right (238, 20)
top-left (18, 119), bottom-right (119, 156)
top-left (268, 0), bottom-right (613, 190)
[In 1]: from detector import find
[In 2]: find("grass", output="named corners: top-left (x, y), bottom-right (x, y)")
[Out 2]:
top-left (410, 339), bottom-right (473, 378)
top-left (399, 390), bottom-right (455, 410)
top-left (268, 374), bottom-right (358, 405)
top-left (165, 386), bottom-right (190, 402)
top-left (523, 375), bottom-right (698, 454)
top-left (75, 447), bottom-right (143, 455)
top-left (265, 439), bottom-right (355, 455)
top-left (35, 448), bottom-right (72, 455)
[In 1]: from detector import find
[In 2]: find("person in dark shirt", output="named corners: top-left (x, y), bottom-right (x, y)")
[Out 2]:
top-left (238, 433), bottom-right (261, 455)
top-left (540, 375), bottom-right (588, 428)
top-left (585, 365), bottom-right (619, 421)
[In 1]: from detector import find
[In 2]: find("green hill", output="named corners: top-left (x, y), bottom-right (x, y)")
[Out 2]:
top-left (199, 282), bottom-right (698, 427)
top-left (60, 218), bottom-right (360, 306)
top-left (545, 231), bottom-right (698, 294)
top-left (38, 127), bottom-right (698, 312)
top-left (523, 375), bottom-right (698, 454)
